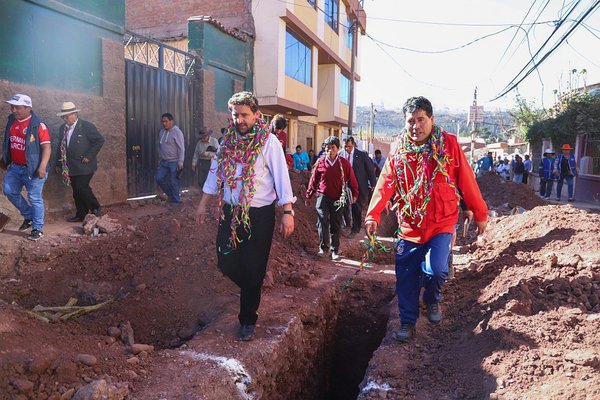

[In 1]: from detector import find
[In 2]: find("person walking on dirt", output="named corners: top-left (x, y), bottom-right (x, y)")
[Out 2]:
top-left (342, 136), bottom-right (376, 237)
top-left (156, 113), bottom-right (185, 204)
top-left (55, 102), bottom-right (105, 222)
top-left (364, 96), bottom-right (488, 342)
top-left (539, 148), bottom-right (556, 199)
top-left (554, 144), bottom-right (577, 202)
top-left (195, 91), bottom-right (295, 341)
top-left (305, 135), bottom-right (359, 260)
top-left (191, 127), bottom-right (219, 190)
top-left (0, 94), bottom-right (51, 241)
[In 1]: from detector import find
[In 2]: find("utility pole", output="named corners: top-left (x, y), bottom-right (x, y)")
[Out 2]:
top-left (368, 102), bottom-right (375, 148)
top-left (470, 87), bottom-right (478, 164)
top-left (347, 12), bottom-right (359, 136)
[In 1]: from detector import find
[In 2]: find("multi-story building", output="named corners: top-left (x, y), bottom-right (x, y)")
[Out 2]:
top-left (127, 0), bottom-right (367, 152)
top-left (253, 0), bottom-right (366, 152)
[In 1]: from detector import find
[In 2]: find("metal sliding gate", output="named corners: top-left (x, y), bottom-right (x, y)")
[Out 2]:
top-left (124, 31), bottom-right (200, 197)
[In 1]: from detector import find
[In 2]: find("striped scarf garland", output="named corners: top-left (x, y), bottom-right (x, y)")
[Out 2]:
top-left (59, 125), bottom-right (71, 185)
top-left (391, 125), bottom-right (457, 227)
top-left (215, 112), bottom-right (270, 252)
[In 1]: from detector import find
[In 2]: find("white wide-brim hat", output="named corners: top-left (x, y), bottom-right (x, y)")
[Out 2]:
top-left (56, 101), bottom-right (80, 117)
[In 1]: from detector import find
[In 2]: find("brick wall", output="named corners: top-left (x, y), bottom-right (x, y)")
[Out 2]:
top-left (126, 0), bottom-right (255, 38)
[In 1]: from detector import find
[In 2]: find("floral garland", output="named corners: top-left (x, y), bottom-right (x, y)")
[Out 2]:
top-left (391, 125), bottom-right (457, 227)
top-left (215, 112), bottom-right (270, 252)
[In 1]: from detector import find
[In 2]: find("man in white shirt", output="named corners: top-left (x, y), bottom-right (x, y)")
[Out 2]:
top-left (195, 91), bottom-right (295, 341)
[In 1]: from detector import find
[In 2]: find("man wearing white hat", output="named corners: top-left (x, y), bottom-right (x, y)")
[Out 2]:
top-left (539, 148), bottom-right (557, 199)
top-left (55, 102), bottom-right (105, 221)
top-left (0, 94), bottom-right (51, 241)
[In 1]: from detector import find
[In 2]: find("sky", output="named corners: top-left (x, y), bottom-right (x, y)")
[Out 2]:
top-left (355, 0), bottom-right (600, 113)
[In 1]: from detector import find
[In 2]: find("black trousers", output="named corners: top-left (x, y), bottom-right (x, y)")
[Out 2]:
top-left (351, 202), bottom-right (363, 233)
top-left (316, 194), bottom-right (342, 252)
top-left (71, 173), bottom-right (100, 218)
top-left (216, 202), bottom-right (275, 325)
top-left (197, 159), bottom-right (211, 189)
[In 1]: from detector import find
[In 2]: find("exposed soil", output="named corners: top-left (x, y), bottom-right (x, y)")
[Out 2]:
top-left (0, 170), bottom-right (599, 400)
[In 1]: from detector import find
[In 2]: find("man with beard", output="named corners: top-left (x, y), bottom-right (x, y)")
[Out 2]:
top-left (195, 91), bottom-right (295, 341)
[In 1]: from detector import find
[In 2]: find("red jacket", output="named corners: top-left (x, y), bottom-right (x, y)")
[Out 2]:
top-left (365, 132), bottom-right (487, 243)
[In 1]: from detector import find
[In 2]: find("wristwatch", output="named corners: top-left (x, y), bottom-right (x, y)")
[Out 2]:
top-left (283, 209), bottom-right (295, 216)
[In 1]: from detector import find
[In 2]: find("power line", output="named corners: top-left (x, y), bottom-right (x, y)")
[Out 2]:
top-left (491, 0), bottom-right (600, 101)
top-left (492, 0), bottom-right (584, 100)
top-left (366, 26), bottom-right (513, 54)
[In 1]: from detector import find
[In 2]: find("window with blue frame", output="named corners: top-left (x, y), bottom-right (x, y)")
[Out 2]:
top-left (324, 0), bottom-right (339, 32)
top-left (346, 17), bottom-right (353, 49)
top-left (307, 0), bottom-right (316, 8)
top-left (340, 73), bottom-right (350, 104)
top-left (285, 30), bottom-right (312, 86)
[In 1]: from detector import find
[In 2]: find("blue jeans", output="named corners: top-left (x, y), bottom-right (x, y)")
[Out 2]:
top-left (3, 164), bottom-right (47, 230)
top-left (155, 160), bottom-right (180, 203)
top-left (540, 178), bottom-right (554, 198)
top-left (394, 233), bottom-right (452, 325)
top-left (556, 175), bottom-right (574, 200)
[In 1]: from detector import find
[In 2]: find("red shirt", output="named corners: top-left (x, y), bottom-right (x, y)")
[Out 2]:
top-left (9, 116), bottom-right (50, 165)
top-left (366, 132), bottom-right (488, 244)
top-left (306, 156), bottom-right (359, 201)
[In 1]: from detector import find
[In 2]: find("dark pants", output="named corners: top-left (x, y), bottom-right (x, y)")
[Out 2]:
top-left (70, 173), bottom-right (100, 218)
top-left (395, 233), bottom-right (452, 325)
top-left (540, 178), bottom-right (554, 198)
top-left (197, 159), bottom-right (211, 190)
top-left (316, 194), bottom-right (342, 252)
top-left (342, 203), bottom-right (351, 229)
top-left (351, 196), bottom-right (368, 234)
top-left (216, 202), bottom-right (275, 326)
top-left (556, 175), bottom-right (574, 200)
top-left (523, 171), bottom-right (529, 184)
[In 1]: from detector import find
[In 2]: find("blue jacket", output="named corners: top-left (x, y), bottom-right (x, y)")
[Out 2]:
top-left (3, 112), bottom-right (49, 178)
top-left (554, 154), bottom-right (577, 177)
top-left (539, 156), bottom-right (555, 180)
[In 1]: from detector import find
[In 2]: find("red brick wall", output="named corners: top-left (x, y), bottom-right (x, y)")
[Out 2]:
top-left (126, 0), bottom-right (255, 38)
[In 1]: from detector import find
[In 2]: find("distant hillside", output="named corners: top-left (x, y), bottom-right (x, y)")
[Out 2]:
top-left (355, 105), bottom-right (515, 143)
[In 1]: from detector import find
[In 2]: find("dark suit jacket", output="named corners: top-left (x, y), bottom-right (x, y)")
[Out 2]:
top-left (56, 119), bottom-right (105, 176)
top-left (350, 149), bottom-right (377, 207)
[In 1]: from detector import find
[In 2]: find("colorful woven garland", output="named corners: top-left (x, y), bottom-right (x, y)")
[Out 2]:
top-left (391, 125), bottom-right (457, 227)
top-left (215, 112), bottom-right (270, 253)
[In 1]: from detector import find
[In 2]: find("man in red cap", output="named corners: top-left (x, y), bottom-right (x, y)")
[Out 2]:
top-left (554, 144), bottom-right (577, 201)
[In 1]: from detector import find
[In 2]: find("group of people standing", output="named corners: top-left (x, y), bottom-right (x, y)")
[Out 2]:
top-left (0, 94), bottom-right (104, 240)
top-left (193, 91), bottom-right (488, 345)
top-left (539, 145), bottom-right (578, 201)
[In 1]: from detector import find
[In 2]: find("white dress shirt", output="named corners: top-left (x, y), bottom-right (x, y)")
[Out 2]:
top-left (203, 133), bottom-right (296, 207)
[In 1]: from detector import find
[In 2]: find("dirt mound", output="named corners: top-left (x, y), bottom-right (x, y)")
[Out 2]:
top-left (477, 172), bottom-right (546, 212)
top-left (360, 201), bottom-right (600, 399)
top-left (1, 169), bottom-right (599, 400)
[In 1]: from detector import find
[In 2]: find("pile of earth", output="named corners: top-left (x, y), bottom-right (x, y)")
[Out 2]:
top-left (1, 165), bottom-right (599, 400)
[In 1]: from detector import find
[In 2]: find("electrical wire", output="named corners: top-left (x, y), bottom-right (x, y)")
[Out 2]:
top-left (491, 0), bottom-right (600, 101)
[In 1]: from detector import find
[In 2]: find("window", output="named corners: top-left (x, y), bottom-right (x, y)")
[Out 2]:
top-left (324, 0), bottom-right (339, 32)
top-left (346, 17), bottom-right (353, 49)
top-left (340, 73), bottom-right (350, 104)
top-left (285, 30), bottom-right (312, 86)
top-left (306, 0), bottom-right (316, 8)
